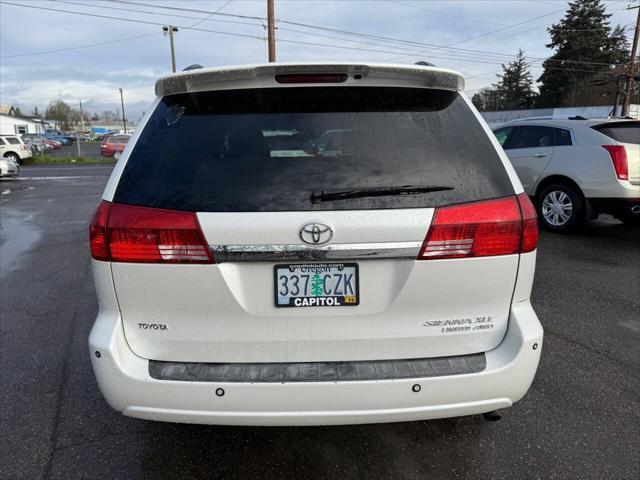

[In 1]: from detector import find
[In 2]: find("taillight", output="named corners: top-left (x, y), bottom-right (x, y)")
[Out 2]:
top-left (89, 201), bottom-right (110, 261)
top-left (602, 145), bottom-right (628, 180)
top-left (89, 201), bottom-right (214, 264)
top-left (418, 194), bottom-right (537, 260)
top-left (275, 73), bottom-right (348, 84)
top-left (517, 193), bottom-right (538, 253)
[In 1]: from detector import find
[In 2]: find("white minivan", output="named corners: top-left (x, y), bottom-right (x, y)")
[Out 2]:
top-left (89, 63), bottom-right (543, 426)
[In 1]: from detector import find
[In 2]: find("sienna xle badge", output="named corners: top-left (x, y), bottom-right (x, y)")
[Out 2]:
top-left (89, 63), bottom-right (543, 426)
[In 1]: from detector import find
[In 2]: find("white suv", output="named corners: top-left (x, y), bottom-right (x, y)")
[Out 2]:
top-left (89, 63), bottom-right (543, 426)
top-left (0, 135), bottom-right (33, 163)
top-left (493, 118), bottom-right (640, 232)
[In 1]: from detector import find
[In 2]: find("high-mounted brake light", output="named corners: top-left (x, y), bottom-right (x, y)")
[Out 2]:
top-left (602, 145), bottom-right (628, 180)
top-left (89, 201), bottom-right (214, 264)
top-left (418, 194), bottom-right (537, 260)
top-left (275, 73), bottom-right (348, 84)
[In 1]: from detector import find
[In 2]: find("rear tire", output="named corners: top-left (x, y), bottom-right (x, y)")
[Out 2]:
top-left (537, 183), bottom-right (583, 233)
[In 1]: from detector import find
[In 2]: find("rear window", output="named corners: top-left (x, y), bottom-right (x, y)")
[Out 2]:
top-left (114, 87), bottom-right (513, 212)
top-left (110, 136), bottom-right (130, 144)
top-left (593, 122), bottom-right (640, 145)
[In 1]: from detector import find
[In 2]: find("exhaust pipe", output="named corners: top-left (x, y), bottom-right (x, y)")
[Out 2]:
top-left (483, 410), bottom-right (502, 422)
top-left (631, 205), bottom-right (640, 214)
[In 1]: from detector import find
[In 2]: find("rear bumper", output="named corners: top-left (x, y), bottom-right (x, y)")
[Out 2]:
top-left (88, 301), bottom-right (543, 426)
top-left (588, 197), bottom-right (640, 219)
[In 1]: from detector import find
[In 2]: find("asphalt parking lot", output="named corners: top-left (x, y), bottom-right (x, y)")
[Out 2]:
top-left (48, 142), bottom-right (102, 159)
top-left (1, 165), bottom-right (638, 480)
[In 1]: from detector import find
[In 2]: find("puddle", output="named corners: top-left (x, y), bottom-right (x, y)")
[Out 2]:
top-left (0, 207), bottom-right (42, 279)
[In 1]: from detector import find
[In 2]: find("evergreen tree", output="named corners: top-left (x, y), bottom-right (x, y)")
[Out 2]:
top-left (471, 50), bottom-right (536, 112)
top-left (537, 0), bottom-right (630, 107)
top-left (32, 106), bottom-right (42, 119)
top-left (494, 50), bottom-right (537, 110)
top-left (14, 107), bottom-right (23, 117)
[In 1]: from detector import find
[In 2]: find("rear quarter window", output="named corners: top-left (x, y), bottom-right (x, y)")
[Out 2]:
top-left (114, 87), bottom-right (514, 212)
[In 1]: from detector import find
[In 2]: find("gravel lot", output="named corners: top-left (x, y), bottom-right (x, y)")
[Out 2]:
top-left (1, 165), bottom-right (638, 479)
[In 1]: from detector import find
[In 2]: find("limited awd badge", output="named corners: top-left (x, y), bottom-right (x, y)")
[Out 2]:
top-left (299, 222), bottom-right (333, 245)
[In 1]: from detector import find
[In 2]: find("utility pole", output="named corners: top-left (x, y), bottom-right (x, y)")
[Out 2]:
top-left (267, 0), bottom-right (276, 62)
top-left (163, 25), bottom-right (179, 72)
top-left (119, 88), bottom-right (127, 134)
top-left (621, 5), bottom-right (640, 117)
top-left (76, 100), bottom-right (84, 157)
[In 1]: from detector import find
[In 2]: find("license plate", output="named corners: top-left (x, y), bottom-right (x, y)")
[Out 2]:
top-left (274, 263), bottom-right (359, 308)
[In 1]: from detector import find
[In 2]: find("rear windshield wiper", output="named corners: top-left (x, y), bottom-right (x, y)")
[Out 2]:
top-left (310, 185), bottom-right (454, 204)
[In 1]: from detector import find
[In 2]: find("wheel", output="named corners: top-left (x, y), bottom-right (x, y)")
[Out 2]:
top-left (4, 153), bottom-right (20, 163)
top-left (537, 183), bottom-right (583, 233)
top-left (113, 151), bottom-right (121, 160)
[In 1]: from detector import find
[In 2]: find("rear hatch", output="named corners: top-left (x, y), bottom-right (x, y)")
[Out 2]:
top-left (101, 69), bottom-right (529, 363)
top-left (592, 121), bottom-right (640, 185)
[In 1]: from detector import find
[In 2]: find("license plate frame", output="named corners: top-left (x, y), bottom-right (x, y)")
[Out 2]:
top-left (274, 263), bottom-right (360, 308)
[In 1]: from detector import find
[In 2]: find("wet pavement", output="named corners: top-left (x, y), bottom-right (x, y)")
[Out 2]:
top-left (0, 165), bottom-right (638, 479)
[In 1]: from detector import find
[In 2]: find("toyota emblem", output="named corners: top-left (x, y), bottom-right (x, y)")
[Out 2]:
top-left (299, 222), bottom-right (333, 245)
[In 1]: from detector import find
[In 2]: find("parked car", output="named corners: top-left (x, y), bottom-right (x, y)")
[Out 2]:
top-left (0, 135), bottom-right (33, 163)
top-left (21, 133), bottom-right (53, 152)
top-left (46, 138), bottom-right (63, 150)
top-left (0, 156), bottom-right (20, 178)
top-left (493, 118), bottom-right (640, 231)
top-left (88, 63), bottom-right (543, 426)
top-left (100, 134), bottom-right (130, 159)
top-left (44, 129), bottom-right (73, 146)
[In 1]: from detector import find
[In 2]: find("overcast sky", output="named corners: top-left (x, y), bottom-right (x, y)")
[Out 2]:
top-left (1, 0), bottom-right (637, 121)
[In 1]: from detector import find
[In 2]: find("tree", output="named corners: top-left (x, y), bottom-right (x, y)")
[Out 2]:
top-left (471, 50), bottom-right (536, 112)
top-left (14, 107), bottom-right (23, 117)
top-left (45, 99), bottom-right (76, 130)
top-left (537, 0), bottom-right (630, 108)
top-left (91, 113), bottom-right (100, 122)
top-left (32, 106), bottom-right (42, 119)
top-left (494, 50), bottom-right (537, 110)
top-left (101, 110), bottom-right (119, 123)
top-left (472, 87), bottom-right (501, 112)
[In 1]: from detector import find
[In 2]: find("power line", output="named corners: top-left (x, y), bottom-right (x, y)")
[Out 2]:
top-left (101, 0), bottom-right (623, 68)
top-left (0, 1), bottom-right (265, 41)
top-left (106, 0), bottom-right (265, 22)
top-left (0, 31), bottom-right (160, 58)
top-left (188, 0), bottom-right (233, 28)
top-left (53, 0), bottom-right (258, 29)
top-left (59, 0), bottom-right (434, 57)
top-left (0, 0), bottom-right (627, 73)
top-left (389, 1), bottom-right (515, 27)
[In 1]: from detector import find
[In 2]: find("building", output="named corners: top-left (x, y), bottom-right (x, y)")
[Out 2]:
top-left (481, 104), bottom-right (640, 126)
top-left (0, 104), bottom-right (61, 135)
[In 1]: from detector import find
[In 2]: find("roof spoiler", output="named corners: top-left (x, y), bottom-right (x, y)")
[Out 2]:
top-left (155, 63), bottom-right (464, 97)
